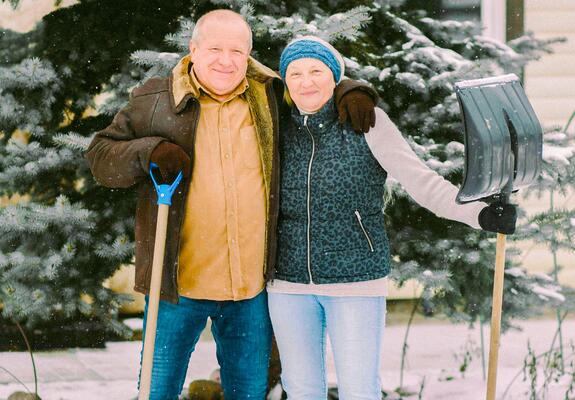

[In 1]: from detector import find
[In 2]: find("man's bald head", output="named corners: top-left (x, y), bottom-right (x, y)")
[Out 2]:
top-left (191, 9), bottom-right (253, 52)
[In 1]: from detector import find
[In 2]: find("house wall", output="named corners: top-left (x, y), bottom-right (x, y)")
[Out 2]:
top-left (524, 0), bottom-right (575, 132)
top-left (515, 0), bottom-right (575, 289)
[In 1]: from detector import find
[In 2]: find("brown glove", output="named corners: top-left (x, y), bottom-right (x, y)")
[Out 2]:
top-left (335, 84), bottom-right (377, 134)
top-left (150, 141), bottom-right (191, 181)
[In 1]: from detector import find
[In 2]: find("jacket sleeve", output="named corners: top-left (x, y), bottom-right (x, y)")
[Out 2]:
top-left (365, 108), bottom-right (485, 229)
top-left (85, 94), bottom-right (166, 188)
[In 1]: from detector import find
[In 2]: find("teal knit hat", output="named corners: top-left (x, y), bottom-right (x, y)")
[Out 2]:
top-left (279, 35), bottom-right (345, 83)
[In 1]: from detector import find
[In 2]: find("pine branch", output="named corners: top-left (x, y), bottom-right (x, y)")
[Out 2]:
top-left (52, 132), bottom-right (92, 151)
top-left (0, 58), bottom-right (59, 90)
top-left (319, 6), bottom-right (372, 42)
top-left (164, 18), bottom-right (195, 51)
top-left (0, 196), bottom-right (95, 238)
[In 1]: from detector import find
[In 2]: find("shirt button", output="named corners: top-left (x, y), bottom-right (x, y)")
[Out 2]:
top-left (231, 239), bottom-right (237, 244)
top-left (319, 123), bottom-right (324, 128)
top-left (228, 182), bottom-right (233, 188)
top-left (225, 153), bottom-right (230, 159)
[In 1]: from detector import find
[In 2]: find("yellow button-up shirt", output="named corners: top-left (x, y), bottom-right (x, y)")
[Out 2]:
top-left (177, 69), bottom-right (267, 301)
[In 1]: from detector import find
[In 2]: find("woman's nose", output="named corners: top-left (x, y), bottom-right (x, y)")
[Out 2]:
top-left (301, 76), bottom-right (315, 87)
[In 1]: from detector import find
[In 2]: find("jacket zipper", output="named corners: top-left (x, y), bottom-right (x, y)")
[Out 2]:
top-left (354, 210), bottom-right (375, 252)
top-left (304, 116), bottom-right (315, 284)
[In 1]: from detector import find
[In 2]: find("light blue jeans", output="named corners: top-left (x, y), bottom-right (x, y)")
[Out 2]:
top-left (268, 293), bottom-right (386, 400)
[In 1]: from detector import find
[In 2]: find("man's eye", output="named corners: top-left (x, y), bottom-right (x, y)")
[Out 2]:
top-left (209, 48), bottom-right (220, 52)
top-left (233, 49), bottom-right (244, 54)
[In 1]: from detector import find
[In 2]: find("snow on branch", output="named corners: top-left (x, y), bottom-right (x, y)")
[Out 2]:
top-left (0, 196), bottom-right (95, 238)
top-left (130, 50), bottom-right (181, 69)
top-left (164, 19), bottom-right (195, 51)
top-left (531, 284), bottom-right (566, 303)
top-left (0, 58), bottom-right (59, 91)
top-left (256, 6), bottom-right (371, 42)
top-left (53, 132), bottom-right (92, 152)
top-left (543, 144), bottom-right (575, 167)
top-left (130, 50), bottom-right (182, 81)
top-left (94, 235), bottom-right (134, 260)
top-left (317, 7), bottom-right (372, 42)
top-left (387, 11), bottom-right (433, 48)
top-left (0, 140), bottom-right (81, 187)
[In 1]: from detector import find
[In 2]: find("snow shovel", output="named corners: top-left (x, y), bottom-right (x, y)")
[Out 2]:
top-left (138, 163), bottom-right (183, 400)
top-left (454, 74), bottom-right (542, 400)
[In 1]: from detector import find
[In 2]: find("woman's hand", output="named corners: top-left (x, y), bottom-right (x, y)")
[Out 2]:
top-left (478, 203), bottom-right (517, 234)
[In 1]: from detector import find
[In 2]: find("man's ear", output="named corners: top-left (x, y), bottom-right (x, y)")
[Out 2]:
top-left (189, 41), bottom-right (197, 61)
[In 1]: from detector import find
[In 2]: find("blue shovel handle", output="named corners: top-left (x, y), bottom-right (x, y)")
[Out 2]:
top-left (149, 162), bottom-right (183, 206)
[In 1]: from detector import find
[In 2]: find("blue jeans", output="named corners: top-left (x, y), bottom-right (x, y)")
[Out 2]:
top-left (139, 291), bottom-right (272, 400)
top-left (268, 293), bottom-right (386, 400)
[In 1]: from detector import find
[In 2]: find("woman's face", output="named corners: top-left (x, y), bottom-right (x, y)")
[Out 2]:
top-left (285, 58), bottom-right (336, 113)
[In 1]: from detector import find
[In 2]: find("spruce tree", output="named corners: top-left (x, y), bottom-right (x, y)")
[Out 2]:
top-left (1, 0), bottom-right (573, 337)
top-left (125, 0), bottom-right (575, 328)
top-left (0, 0), bottom-right (197, 336)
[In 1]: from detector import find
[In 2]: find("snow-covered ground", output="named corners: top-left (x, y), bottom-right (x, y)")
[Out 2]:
top-left (1, 317), bottom-right (573, 399)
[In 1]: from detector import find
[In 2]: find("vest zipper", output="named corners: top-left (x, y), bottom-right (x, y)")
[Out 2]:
top-left (304, 115), bottom-right (315, 284)
top-left (354, 210), bottom-right (375, 252)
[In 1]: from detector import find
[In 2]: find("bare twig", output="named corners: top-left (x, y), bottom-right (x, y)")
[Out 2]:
top-left (15, 322), bottom-right (39, 397)
top-left (0, 366), bottom-right (33, 394)
top-left (399, 296), bottom-right (421, 390)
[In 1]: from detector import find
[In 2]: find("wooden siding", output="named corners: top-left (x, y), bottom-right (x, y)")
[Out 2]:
top-left (525, 0), bottom-right (575, 133)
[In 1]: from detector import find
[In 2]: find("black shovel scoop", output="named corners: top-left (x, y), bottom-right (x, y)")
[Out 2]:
top-left (454, 74), bottom-right (543, 400)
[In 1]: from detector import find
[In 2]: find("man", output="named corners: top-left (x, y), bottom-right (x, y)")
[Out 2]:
top-left (87, 9), bottom-right (377, 399)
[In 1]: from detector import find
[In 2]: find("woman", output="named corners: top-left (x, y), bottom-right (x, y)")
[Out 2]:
top-left (267, 36), bottom-right (516, 399)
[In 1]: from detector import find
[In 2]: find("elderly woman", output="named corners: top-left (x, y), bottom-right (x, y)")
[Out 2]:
top-left (267, 36), bottom-right (516, 399)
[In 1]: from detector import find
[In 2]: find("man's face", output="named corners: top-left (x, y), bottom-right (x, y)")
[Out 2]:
top-left (189, 19), bottom-right (251, 97)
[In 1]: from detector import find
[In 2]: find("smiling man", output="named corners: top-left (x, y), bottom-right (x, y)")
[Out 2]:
top-left (87, 9), bottom-right (377, 399)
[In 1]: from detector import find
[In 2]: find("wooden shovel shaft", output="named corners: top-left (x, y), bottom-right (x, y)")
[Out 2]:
top-left (138, 204), bottom-right (170, 400)
top-left (486, 233), bottom-right (507, 400)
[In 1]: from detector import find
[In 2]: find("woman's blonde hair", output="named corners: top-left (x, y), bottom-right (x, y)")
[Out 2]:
top-left (283, 87), bottom-right (294, 107)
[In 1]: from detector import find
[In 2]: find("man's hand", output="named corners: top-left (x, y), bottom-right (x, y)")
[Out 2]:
top-left (478, 203), bottom-right (517, 234)
top-left (150, 142), bottom-right (191, 181)
top-left (337, 89), bottom-right (377, 134)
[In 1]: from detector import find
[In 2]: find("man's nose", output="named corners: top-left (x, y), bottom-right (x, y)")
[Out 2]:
top-left (218, 51), bottom-right (233, 66)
